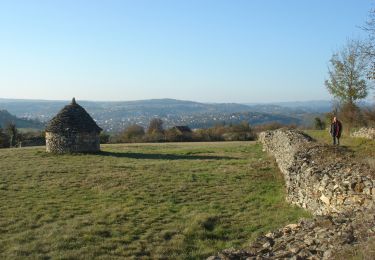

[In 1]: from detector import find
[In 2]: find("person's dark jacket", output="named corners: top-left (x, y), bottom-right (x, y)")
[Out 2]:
top-left (330, 120), bottom-right (342, 138)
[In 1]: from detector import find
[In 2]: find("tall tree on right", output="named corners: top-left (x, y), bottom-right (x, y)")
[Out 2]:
top-left (360, 8), bottom-right (375, 126)
top-left (325, 40), bottom-right (370, 130)
top-left (325, 40), bottom-right (369, 105)
top-left (362, 8), bottom-right (375, 80)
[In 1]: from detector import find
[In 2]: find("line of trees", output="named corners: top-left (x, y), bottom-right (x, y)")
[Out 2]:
top-left (0, 119), bottom-right (298, 148)
top-left (0, 123), bottom-right (18, 148)
top-left (0, 123), bottom-right (45, 148)
top-left (109, 119), bottom-right (257, 143)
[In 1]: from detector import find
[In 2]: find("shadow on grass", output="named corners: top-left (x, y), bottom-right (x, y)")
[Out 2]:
top-left (96, 151), bottom-right (237, 160)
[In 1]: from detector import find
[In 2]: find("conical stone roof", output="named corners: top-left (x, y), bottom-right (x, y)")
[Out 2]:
top-left (45, 98), bottom-right (102, 133)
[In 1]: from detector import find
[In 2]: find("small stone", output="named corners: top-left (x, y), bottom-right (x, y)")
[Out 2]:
top-left (285, 223), bottom-right (299, 230)
top-left (289, 246), bottom-right (301, 254)
top-left (323, 249), bottom-right (333, 259)
top-left (320, 194), bottom-right (330, 205)
top-left (273, 250), bottom-right (292, 258)
top-left (304, 238), bottom-right (314, 246)
top-left (262, 241), bottom-right (271, 248)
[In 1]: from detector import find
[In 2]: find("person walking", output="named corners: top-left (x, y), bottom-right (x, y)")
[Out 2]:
top-left (330, 116), bottom-right (342, 145)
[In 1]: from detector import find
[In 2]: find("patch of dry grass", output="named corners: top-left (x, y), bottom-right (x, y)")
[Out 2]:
top-left (334, 237), bottom-right (375, 260)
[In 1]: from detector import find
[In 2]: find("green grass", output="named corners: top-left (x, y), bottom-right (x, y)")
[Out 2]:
top-left (0, 142), bottom-right (310, 259)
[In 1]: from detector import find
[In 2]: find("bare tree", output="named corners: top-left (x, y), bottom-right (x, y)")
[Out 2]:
top-left (362, 8), bottom-right (375, 80)
top-left (147, 118), bottom-right (164, 134)
top-left (5, 123), bottom-right (18, 147)
top-left (0, 127), bottom-right (10, 148)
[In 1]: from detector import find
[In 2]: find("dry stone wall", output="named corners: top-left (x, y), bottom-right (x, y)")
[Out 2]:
top-left (209, 129), bottom-right (375, 260)
top-left (46, 132), bottom-right (100, 153)
top-left (351, 127), bottom-right (375, 139)
top-left (258, 130), bottom-right (374, 216)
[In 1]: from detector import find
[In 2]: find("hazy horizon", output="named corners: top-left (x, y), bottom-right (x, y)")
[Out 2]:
top-left (0, 0), bottom-right (373, 102)
top-left (0, 96), bottom-right (334, 104)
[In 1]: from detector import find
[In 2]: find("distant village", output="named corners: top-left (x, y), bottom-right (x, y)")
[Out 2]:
top-left (95, 112), bottom-right (285, 133)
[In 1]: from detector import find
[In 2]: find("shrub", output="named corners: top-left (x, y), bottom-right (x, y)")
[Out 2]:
top-left (100, 132), bottom-right (110, 144)
top-left (314, 117), bottom-right (326, 130)
top-left (118, 124), bottom-right (145, 143)
top-left (18, 131), bottom-right (45, 147)
top-left (0, 128), bottom-right (10, 148)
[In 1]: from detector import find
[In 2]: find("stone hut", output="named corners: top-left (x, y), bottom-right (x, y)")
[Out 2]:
top-left (45, 98), bottom-right (102, 153)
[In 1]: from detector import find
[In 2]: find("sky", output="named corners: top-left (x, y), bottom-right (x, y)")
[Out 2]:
top-left (0, 0), bottom-right (373, 103)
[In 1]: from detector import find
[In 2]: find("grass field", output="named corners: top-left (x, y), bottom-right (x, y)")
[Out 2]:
top-left (0, 142), bottom-right (310, 259)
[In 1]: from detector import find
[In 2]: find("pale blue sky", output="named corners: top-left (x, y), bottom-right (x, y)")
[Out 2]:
top-left (0, 0), bottom-right (373, 102)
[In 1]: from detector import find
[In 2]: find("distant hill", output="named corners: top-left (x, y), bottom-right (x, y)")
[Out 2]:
top-left (0, 109), bottom-right (44, 129)
top-left (0, 98), bottom-right (327, 132)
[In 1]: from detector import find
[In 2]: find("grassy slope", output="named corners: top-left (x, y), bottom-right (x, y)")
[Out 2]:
top-left (0, 142), bottom-right (310, 259)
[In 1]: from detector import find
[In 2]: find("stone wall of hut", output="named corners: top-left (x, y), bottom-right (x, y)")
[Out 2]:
top-left (46, 132), bottom-right (100, 153)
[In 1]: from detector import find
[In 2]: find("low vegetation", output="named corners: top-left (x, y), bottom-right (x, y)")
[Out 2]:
top-left (334, 238), bottom-right (375, 260)
top-left (0, 142), bottom-right (310, 259)
top-left (111, 120), bottom-right (256, 143)
top-left (0, 125), bottom-right (45, 148)
top-left (305, 129), bottom-right (375, 160)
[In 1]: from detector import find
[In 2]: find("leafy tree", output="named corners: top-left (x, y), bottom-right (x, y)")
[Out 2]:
top-left (0, 127), bottom-right (10, 148)
top-left (314, 117), bottom-right (325, 130)
top-left (164, 128), bottom-right (179, 142)
top-left (325, 40), bottom-right (369, 105)
top-left (100, 132), bottom-right (110, 144)
top-left (5, 123), bottom-right (18, 147)
top-left (147, 118), bottom-right (164, 134)
top-left (122, 124), bottom-right (145, 142)
top-left (230, 121), bottom-right (251, 132)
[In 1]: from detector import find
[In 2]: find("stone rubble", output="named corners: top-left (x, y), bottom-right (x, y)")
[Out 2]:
top-left (209, 129), bottom-right (375, 260)
top-left (351, 127), bottom-right (375, 140)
